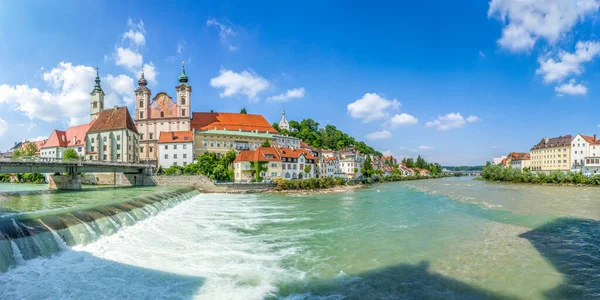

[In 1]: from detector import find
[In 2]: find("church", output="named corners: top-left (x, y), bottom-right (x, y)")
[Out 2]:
top-left (135, 62), bottom-right (192, 163)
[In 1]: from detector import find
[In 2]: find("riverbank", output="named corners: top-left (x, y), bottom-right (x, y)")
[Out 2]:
top-left (481, 164), bottom-right (600, 187)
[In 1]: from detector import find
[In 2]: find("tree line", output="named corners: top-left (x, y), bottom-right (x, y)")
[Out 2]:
top-left (401, 155), bottom-right (442, 175)
top-left (481, 163), bottom-right (600, 185)
top-left (272, 119), bottom-right (381, 156)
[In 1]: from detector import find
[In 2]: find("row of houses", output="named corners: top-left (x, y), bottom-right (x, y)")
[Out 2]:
top-left (494, 133), bottom-right (600, 176)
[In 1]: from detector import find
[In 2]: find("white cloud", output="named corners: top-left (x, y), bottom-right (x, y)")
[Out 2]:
top-left (419, 146), bottom-right (434, 151)
top-left (104, 74), bottom-right (135, 106)
top-left (479, 50), bottom-right (486, 58)
top-left (177, 43), bottom-right (184, 54)
top-left (127, 18), bottom-right (145, 33)
top-left (115, 47), bottom-right (143, 70)
top-left (0, 62), bottom-right (135, 127)
top-left (555, 79), bottom-right (587, 96)
top-left (0, 118), bottom-right (6, 137)
top-left (466, 115), bottom-right (481, 122)
top-left (0, 62), bottom-right (96, 126)
top-left (207, 18), bottom-right (238, 51)
top-left (536, 41), bottom-right (600, 83)
top-left (365, 130), bottom-right (392, 140)
top-left (210, 68), bottom-right (270, 101)
top-left (382, 150), bottom-right (395, 157)
top-left (347, 93), bottom-right (400, 123)
top-left (387, 113), bottom-right (418, 127)
top-left (123, 29), bottom-right (145, 46)
top-left (426, 113), bottom-right (477, 131)
top-left (488, 0), bottom-right (600, 52)
top-left (136, 63), bottom-right (158, 85)
top-left (266, 87), bottom-right (305, 102)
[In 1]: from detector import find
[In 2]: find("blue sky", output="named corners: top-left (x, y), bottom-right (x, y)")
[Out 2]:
top-left (1, 1), bottom-right (600, 165)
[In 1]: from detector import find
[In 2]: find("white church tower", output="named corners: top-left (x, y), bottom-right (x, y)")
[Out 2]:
top-left (90, 67), bottom-right (105, 121)
top-left (279, 109), bottom-right (290, 131)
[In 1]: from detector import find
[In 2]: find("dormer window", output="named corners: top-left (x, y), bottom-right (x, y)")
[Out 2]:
top-left (160, 111), bottom-right (164, 117)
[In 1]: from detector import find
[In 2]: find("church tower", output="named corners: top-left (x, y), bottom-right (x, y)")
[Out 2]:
top-left (135, 69), bottom-right (151, 121)
top-left (90, 68), bottom-right (105, 121)
top-left (279, 109), bottom-right (290, 131)
top-left (176, 61), bottom-right (191, 119)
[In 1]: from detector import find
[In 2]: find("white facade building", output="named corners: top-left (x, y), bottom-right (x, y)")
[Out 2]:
top-left (272, 134), bottom-right (301, 148)
top-left (278, 110), bottom-right (290, 131)
top-left (583, 157), bottom-right (600, 176)
top-left (493, 156), bottom-right (507, 165)
top-left (571, 134), bottom-right (599, 172)
top-left (339, 148), bottom-right (364, 178)
top-left (158, 131), bottom-right (194, 168)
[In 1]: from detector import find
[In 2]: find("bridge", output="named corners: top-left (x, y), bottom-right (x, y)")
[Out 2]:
top-left (0, 158), bottom-right (154, 190)
top-left (442, 170), bottom-right (482, 177)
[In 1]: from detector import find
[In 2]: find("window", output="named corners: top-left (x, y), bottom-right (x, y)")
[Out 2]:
top-left (174, 145), bottom-right (177, 150)
top-left (149, 133), bottom-right (153, 140)
top-left (140, 112), bottom-right (144, 119)
top-left (182, 109), bottom-right (186, 116)
top-left (141, 146), bottom-right (144, 153)
top-left (103, 136), bottom-right (107, 142)
top-left (183, 154), bottom-right (187, 159)
top-left (140, 133), bottom-right (144, 140)
top-left (210, 141), bottom-right (214, 147)
top-left (117, 154), bottom-right (121, 160)
top-left (174, 154), bottom-right (178, 159)
top-left (93, 102), bottom-right (97, 109)
top-left (203, 141), bottom-right (208, 147)
top-left (183, 144), bottom-right (187, 149)
top-left (160, 111), bottom-right (164, 117)
top-left (91, 138), bottom-right (95, 143)
top-left (165, 154), bottom-right (168, 159)
top-left (117, 135), bottom-right (120, 141)
top-left (103, 145), bottom-right (107, 151)
top-left (181, 97), bottom-right (185, 105)
top-left (230, 141), bottom-right (234, 148)
top-left (183, 162), bottom-right (187, 166)
top-left (164, 145), bottom-right (168, 150)
top-left (271, 172), bottom-right (277, 177)
top-left (91, 146), bottom-right (95, 152)
top-left (271, 163), bottom-right (277, 168)
top-left (173, 162), bottom-right (178, 166)
top-left (103, 154), bottom-right (107, 160)
top-left (78, 147), bottom-right (82, 152)
top-left (150, 146), bottom-right (153, 153)
top-left (116, 144), bottom-right (121, 150)
top-left (139, 100), bottom-right (143, 107)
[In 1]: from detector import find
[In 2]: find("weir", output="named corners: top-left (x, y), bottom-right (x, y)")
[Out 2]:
top-left (0, 187), bottom-right (199, 272)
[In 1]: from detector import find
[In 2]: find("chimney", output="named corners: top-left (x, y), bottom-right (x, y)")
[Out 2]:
top-left (73, 136), bottom-right (77, 145)
top-left (595, 134), bottom-right (597, 142)
top-left (171, 132), bottom-right (175, 140)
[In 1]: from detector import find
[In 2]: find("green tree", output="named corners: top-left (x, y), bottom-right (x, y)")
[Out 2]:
top-left (13, 142), bottom-right (38, 158)
top-left (262, 139), bottom-right (271, 147)
top-left (416, 155), bottom-right (427, 169)
top-left (362, 155), bottom-right (374, 177)
top-left (304, 165), bottom-right (312, 176)
top-left (240, 108), bottom-right (247, 114)
top-left (353, 167), bottom-right (359, 174)
top-left (63, 148), bottom-right (79, 160)
top-left (250, 161), bottom-right (268, 181)
top-left (272, 123), bottom-right (281, 132)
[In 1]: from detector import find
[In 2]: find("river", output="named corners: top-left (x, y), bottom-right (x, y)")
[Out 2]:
top-left (0, 177), bottom-right (598, 299)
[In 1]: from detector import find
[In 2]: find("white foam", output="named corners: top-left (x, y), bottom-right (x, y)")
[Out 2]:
top-left (0, 193), bottom-right (307, 299)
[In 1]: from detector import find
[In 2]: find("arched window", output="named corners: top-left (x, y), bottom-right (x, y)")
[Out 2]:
top-left (149, 133), bottom-right (153, 140)
top-left (140, 133), bottom-right (144, 140)
top-left (181, 97), bottom-right (186, 105)
top-left (182, 108), bottom-right (186, 116)
top-left (160, 111), bottom-right (164, 118)
top-left (140, 111), bottom-right (144, 119)
top-left (285, 173), bottom-right (291, 179)
top-left (139, 100), bottom-right (143, 107)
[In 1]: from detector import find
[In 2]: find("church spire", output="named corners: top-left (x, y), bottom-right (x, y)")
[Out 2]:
top-left (138, 68), bottom-right (148, 87)
top-left (178, 61), bottom-right (189, 84)
top-left (93, 67), bottom-right (103, 92)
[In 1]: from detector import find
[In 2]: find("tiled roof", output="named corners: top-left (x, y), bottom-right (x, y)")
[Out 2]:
top-left (88, 106), bottom-right (138, 134)
top-left (158, 131), bottom-right (193, 143)
top-left (531, 135), bottom-right (573, 150)
top-left (234, 147), bottom-right (282, 163)
top-left (191, 112), bottom-right (278, 134)
top-left (580, 134), bottom-right (597, 144)
top-left (274, 147), bottom-right (316, 160)
top-left (508, 152), bottom-right (530, 161)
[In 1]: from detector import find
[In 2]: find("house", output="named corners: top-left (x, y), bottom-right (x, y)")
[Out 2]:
top-left (158, 131), bottom-right (194, 168)
top-left (530, 135), bottom-right (573, 172)
top-left (570, 134), bottom-right (600, 172)
top-left (399, 165), bottom-right (413, 176)
top-left (272, 134), bottom-right (301, 149)
top-left (273, 147), bottom-right (317, 179)
top-left (582, 156), bottom-right (600, 176)
top-left (413, 168), bottom-right (430, 176)
top-left (507, 152), bottom-right (531, 171)
top-left (493, 156), bottom-right (507, 165)
top-left (191, 112), bottom-right (277, 157)
top-left (320, 156), bottom-right (340, 178)
top-left (40, 123), bottom-right (93, 160)
top-left (339, 147), bottom-right (364, 178)
top-left (86, 106), bottom-right (140, 163)
top-left (233, 147), bottom-right (282, 182)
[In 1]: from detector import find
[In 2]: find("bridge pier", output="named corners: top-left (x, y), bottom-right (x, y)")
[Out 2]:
top-left (48, 173), bottom-right (82, 190)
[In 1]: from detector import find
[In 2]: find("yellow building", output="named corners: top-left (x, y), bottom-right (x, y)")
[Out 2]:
top-left (530, 135), bottom-right (573, 172)
top-left (233, 147), bottom-right (283, 182)
top-left (191, 112), bottom-right (278, 158)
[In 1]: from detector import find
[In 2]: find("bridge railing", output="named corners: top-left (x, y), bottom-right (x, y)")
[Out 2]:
top-left (0, 157), bottom-right (154, 168)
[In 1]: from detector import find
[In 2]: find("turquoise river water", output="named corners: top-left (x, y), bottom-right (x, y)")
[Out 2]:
top-left (0, 177), bottom-right (598, 299)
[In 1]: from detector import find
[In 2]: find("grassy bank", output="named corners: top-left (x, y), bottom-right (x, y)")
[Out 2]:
top-left (0, 173), bottom-right (45, 184)
top-left (481, 164), bottom-right (600, 185)
top-left (274, 174), bottom-right (453, 191)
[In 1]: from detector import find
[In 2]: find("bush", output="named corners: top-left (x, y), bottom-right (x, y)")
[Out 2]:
top-left (482, 164), bottom-right (598, 186)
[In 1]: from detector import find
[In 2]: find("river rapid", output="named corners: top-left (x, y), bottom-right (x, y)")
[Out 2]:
top-left (0, 178), bottom-right (598, 299)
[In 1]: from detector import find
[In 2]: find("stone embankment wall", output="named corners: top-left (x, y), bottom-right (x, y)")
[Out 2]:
top-left (82, 173), bottom-right (221, 191)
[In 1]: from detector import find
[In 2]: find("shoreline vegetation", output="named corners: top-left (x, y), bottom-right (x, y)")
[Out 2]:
top-left (272, 173), bottom-right (453, 193)
top-left (481, 164), bottom-right (600, 186)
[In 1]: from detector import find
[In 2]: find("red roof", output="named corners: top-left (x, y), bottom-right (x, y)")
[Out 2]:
top-left (158, 131), bottom-right (193, 143)
top-left (191, 112), bottom-right (278, 133)
top-left (234, 147), bottom-right (282, 163)
top-left (507, 152), bottom-right (530, 160)
top-left (274, 147), bottom-right (316, 160)
top-left (88, 106), bottom-right (138, 134)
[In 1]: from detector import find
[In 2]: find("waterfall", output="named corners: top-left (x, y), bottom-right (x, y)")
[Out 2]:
top-left (0, 187), bottom-right (199, 272)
